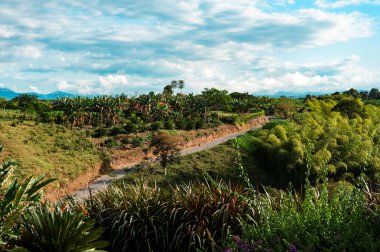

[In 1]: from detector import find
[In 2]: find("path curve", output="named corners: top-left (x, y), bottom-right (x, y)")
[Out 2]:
top-left (74, 123), bottom-right (266, 199)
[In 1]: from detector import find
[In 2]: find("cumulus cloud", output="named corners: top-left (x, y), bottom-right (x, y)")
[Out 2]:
top-left (12, 45), bottom-right (43, 59)
top-left (98, 74), bottom-right (128, 89)
top-left (29, 85), bottom-right (39, 92)
top-left (315, 0), bottom-right (380, 8)
top-left (0, 0), bottom-right (378, 94)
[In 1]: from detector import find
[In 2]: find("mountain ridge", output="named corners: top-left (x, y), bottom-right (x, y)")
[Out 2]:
top-left (0, 88), bottom-right (75, 100)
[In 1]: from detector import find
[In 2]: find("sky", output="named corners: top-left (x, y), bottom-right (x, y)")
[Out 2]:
top-left (0, 0), bottom-right (379, 95)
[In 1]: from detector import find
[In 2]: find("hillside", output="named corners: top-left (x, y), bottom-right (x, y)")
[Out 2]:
top-left (0, 122), bottom-right (101, 190)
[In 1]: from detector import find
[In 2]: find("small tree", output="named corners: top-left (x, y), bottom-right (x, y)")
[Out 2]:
top-left (274, 98), bottom-right (297, 119)
top-left (178, 80), bottom-right (185, 94)
top-left (150, 134), bottom-right (182, 175)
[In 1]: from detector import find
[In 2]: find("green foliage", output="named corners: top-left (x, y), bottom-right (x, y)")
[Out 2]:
top-left (21, 204), bottom-right (108, 252)
top-left (332, 98), bottom-right (368, 119)
top-left (275, 98), bottom-right (298, 118)
top-left (233, 182), bottom-right (380, 251)
top-left (239, 99), bottom-right (380, 186)
top-left (262, 119), bottom-right (288, 130)
top-left (0, 146), bottom-right (55, 247)
top-left (103, 138), bottom-right (119, 148)
top-left (85, 180), bottom-right (251, 251)
top-left (131, 136), bottom-right (145, 148)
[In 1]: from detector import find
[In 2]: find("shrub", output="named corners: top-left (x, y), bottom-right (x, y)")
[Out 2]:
top-left (221, 114), bottom-right (240, 124)
top-left (164, 120), bottom-right (176, 130)
top-left (131, 137), bottom-right (145, 148)
top-left (120, 137), bottom-right (130, 145)
top-left (84, 180), bottom-right (252, 252)
top-left (262, 119), bottom-right (288, 130)
top-left (186, 119), bottom-right (196, 130)
top-left (103, 138), bottom-right (119, 147)
top-left (124, 120), bottom-right (138, 133)
top-left (150, 121), bottom-right (164, 131)
top-left (91, 127), bottom-right (108, 138)
top-left (176, 118), bottom-right (187, 130)
top-left (195, 119), bottom-right (205, 129)
top-left (109, 126), bottom-right (126, 136)
top-left (20, 205), bottom-right (108, 251)
top-left (228, 182), bottom-right (380, 251)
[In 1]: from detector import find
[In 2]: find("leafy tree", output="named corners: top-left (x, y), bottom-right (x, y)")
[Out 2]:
top-left (369, 88), bottom-right (380, 99)
top-left (343, 88), bottom-right (360, 98)
top-left (201, 88), bottom-right (233, 115)
top-left (150, 134), bottom-right (182, 175)
top-left (163, 85), bottom-right (174, 98)
top-left (178, 80), bottom-right (185, 94)
top-left (274, 98), bottom-right (297, 118)
top-left (332, 98), bottom-right (367, 119)
top-left (12, 94), bottom-right (38, 111)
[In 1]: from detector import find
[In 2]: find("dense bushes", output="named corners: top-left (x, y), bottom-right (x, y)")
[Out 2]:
top-left (238, 98), bottom-right (380, 186)
top-left (227, 181), bottom-right (380, 251)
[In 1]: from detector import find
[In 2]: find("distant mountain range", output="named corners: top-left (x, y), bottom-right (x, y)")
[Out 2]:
top-left (257, 91), bottom-right (329, 98)
top-left (0, 88), bottom-right (76, 100)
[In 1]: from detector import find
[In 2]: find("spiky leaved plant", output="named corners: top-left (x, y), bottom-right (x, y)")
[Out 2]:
top-left (0, 145), bottom-right (56, 248)
top-left (85, 179), bottom-right (252, 252)
top-left (20, 204), bottom-right (109, 252)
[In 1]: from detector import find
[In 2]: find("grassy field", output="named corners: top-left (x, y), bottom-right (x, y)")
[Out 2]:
top-left (0, 120), bottom-right (101, 188)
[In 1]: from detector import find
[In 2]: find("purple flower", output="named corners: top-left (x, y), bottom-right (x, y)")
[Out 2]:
top-left (224, 248), bottom-right (233, 252)
top-left (289, 244), bottom-right (297, 252)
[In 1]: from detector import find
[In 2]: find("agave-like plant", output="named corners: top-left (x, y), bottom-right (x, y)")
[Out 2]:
top-left (0, 145), bottom-right (56, 247)
top-left (21, 204), bottom-right (109, 252)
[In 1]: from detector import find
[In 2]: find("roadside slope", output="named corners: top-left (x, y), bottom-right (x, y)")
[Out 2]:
top-left (74, 118), bottom-right (267, 199)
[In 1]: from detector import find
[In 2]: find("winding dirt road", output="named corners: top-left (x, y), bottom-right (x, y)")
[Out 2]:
top-left (74, 123), bottom-right (265, 199)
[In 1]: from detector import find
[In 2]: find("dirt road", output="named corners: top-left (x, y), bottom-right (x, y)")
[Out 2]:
top-left (74, 124), bottom-right (263, 199)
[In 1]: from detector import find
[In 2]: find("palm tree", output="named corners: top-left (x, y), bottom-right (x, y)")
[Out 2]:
top-left (178, 80), bottom-right (185, 94)
top-left (170, 80), bottom-right (178, 90)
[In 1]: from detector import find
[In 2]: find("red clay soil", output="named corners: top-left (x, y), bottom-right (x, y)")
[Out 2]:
top-left (44, 116), bottom-right (268, 200)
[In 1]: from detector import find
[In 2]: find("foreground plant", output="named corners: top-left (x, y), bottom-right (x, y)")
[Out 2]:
top-left (20, 204), bottom-right (108, 252)
top-left (85, 180), bottom-right (251, 251)
top-left (228, 181), bottom-right (380, 251)
top-left (0, 145), bottom-right (55, 248)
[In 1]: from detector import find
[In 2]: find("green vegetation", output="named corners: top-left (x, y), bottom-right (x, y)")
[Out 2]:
top-left (1, 85), bottom-right (276, 135)
top-left (2, 86), bottom-right (380, 251)
top-left (238, 97), bottom-right (380, 187)
top-left (20, 205), bottom-right (108, 251)
top-left (0, 146), bottom-right (55, 248)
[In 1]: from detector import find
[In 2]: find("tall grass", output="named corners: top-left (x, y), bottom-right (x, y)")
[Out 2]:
top-left (84, 180), bottom-right (252, 251)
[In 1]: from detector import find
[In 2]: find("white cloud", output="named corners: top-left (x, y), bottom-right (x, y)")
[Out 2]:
top-left (0, 25), bottom-right (15, 38)
top-left (98, 74), bottom-right (128, 89)
top-left (315, 0), bottom-right (380, 8)
top-left (296, 9), bottom-right (372, 46)
top-left (0, 0), bottom-right (378, 94)
top-left (12, 45), bottom-right (43, 59)
top-left (29, 85), bottom-right (39, 92)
